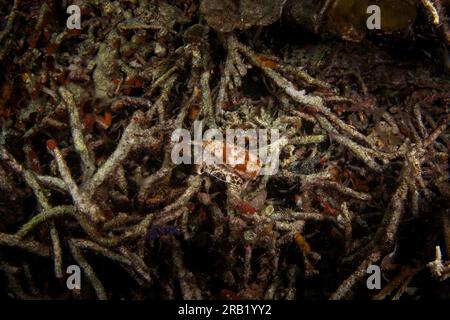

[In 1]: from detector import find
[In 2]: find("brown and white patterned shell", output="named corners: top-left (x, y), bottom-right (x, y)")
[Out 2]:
top-left (200, 140), bottom-right (262, 185)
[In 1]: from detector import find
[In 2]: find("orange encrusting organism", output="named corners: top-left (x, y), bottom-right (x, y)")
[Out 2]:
top-left (294, 233), bottom-right (311, 254)
top-left (46, 139), bottom-right (57, 151)
top-left (256, 55), bottom-right (278, 69)
top-left (235, 201), bottom-right (257, 214)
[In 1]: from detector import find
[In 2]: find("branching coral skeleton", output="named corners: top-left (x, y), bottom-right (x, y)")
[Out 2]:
top-left (427, 246), bottom-right (450, 281)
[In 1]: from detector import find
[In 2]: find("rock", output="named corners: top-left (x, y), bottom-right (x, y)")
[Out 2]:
top-left (285, 0), bottom-right (418, 42)
top-left (183, 24), bottom-right (209, 44)
top-left (325, 0), bottom-right (417, 42)
top-left (284, 0), bottom-right (328, 34)
top-left (200, 0), bottom-right (287, 33)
